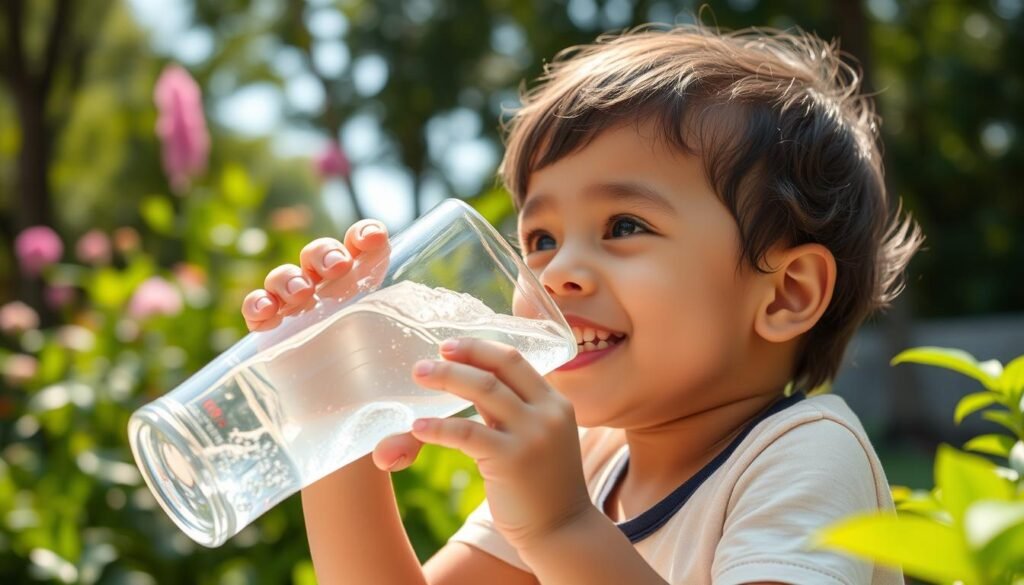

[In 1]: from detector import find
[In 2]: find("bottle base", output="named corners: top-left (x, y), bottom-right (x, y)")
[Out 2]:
top-left (128, 402), bottom-right (233, 547)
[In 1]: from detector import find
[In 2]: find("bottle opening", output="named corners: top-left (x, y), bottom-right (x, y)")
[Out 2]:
top-left (128, 406), bottom-right (231, 547)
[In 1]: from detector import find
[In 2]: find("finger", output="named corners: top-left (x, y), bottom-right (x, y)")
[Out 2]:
top-left (410, 417), bottom-right (505, 460)
top-left (372, 432), bottom-right (424, 472)
top-left (343, 220), bottom-right (390, 258)
top-left (264, 264), bottom-right (315, 314)
top-left (413, 359), bottom-right (528, 427)
top-left (437, 338), bottom-right (550, 404)
top-left (299, 237), bottom-right (353, 285)
top-left (241, 289), bottom-right (280, 330)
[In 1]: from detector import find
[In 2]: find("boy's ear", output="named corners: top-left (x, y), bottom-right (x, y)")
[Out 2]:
top-left (753, 243), bottom-right (836, 343)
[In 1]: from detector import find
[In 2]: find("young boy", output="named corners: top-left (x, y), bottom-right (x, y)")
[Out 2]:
top-left (242, 24), bottom-right (922, 584)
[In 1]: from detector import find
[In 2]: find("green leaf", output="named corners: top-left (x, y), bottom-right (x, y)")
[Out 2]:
top-left (139, 194), bottom-right (176, 235)
top-left (965, 500), bottom-right (1024, 549)
top-left (891, 347), bottom-right (999, 390)
top-left (998, 355), bottom-right (1024, 416)
top-left (88, 268), bottom-right (129, 310)
top-left (955, 391), bottom-right (1001, 424)
top-left (35, 342), bottom-right (69, 385)
top-left (963, 434), bottom-right (1016, 458)
top-left (813, 513), bottom-right (979, 585)
top-left (996, 354), bottom-right (1024, 396)
top-left (897, 501), bottom-right (952, 524)
top-left (974, 509), bottom-right (1024, 575)
top-left (292, 560), bottom-right (317, 585)
top-left (469, 187), bottom-right (514, 226)
top-left (982, 410), bottom-right (1021, 436)
top-left (936, 445), bottom-right (1015, 525)
top-left (219, 163), bottom-right (264, 208)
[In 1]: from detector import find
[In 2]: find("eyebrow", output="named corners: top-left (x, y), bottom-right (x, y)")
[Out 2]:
top-left (519, 181), bottom-right (678, 223)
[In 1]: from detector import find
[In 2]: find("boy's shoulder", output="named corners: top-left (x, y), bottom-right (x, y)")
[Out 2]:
top-left (722, 393), bottom-right (889, 491)
top-left (578, 394), bottom-right (886, 493)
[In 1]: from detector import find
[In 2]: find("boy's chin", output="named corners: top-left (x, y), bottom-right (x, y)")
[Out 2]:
top-left (563, 397), bottom-right (615, 429)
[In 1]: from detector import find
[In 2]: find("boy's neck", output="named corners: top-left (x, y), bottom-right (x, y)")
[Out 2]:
top-left (616, 390), bottom-right (784, 511)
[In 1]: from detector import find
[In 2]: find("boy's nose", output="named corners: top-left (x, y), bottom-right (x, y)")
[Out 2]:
top-left (539, 256), bottom-right (596, 297)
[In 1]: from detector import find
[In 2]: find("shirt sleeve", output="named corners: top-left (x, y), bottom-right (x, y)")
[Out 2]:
top-left (447, 499), bottom-right (533, 573)
top-left (711, 418), bottom-right (891, 585)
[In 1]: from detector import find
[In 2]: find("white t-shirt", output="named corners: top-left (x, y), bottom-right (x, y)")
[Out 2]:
top-left (448, 394), bottom-right (903, 584)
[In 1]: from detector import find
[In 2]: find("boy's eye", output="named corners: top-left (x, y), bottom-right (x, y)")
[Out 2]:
top-left (609, 217), bottom-right (644, 238)
top-left (523, 215), bottom-right (650, 253)
top-left (532, 233), bottom-right (557, 251)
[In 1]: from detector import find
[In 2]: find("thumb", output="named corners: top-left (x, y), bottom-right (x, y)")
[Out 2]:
top-left (372, 432), bottom-right (424, 472)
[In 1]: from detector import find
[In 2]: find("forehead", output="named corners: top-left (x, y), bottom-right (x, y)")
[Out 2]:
top-left (517, 120), bottom-right (709, 223)
top-left (519, 181), bottom-right (678, 223)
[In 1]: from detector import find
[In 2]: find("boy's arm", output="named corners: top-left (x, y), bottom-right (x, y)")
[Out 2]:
top-left (516, 506), bottom-right (669, 585)
top-left (300, 454), bottom-right (427, 585)
top-left (302, 455), bottom-right (538, 585)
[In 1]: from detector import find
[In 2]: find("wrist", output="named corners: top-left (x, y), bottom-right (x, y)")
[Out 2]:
top-left (514, 504), bottom-right (605, 560)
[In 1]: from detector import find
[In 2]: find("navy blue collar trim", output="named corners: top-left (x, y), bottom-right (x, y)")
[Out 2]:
top-left (596, 392), bottom-right (807, 544)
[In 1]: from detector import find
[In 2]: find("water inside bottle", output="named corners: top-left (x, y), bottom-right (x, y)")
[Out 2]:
top-left (168, 281), bottom-right (576, 538)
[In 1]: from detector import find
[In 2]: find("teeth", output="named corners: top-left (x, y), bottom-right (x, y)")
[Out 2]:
top-left (596, 340), bottom-right (608, 350)
top-left (571, 324), bottom-right (624, 347)
top-left (583, 341), bottom-right (596, 352)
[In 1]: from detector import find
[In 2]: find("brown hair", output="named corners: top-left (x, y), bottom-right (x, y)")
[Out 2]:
top-left (499, 24), bottom-right (924, 392)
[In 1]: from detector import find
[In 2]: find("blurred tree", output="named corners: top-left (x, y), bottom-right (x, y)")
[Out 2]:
top-left (0, 0), bottom-right (115, 319)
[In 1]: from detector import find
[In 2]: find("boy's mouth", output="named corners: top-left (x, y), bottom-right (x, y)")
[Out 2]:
top-left (570, 326), bottom-right (627, 353)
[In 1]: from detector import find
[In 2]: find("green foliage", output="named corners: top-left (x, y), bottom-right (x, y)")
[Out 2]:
top-left (816, 347), bottom-right (1024, 584)
top-left (0, 155), bottom-right (488, 583)
top-left (1, 0), bottom-right (1022, 583)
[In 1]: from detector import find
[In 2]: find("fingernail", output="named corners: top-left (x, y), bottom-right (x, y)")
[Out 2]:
top-left (360, 224), bottom-right (382, 237)
top-left (414, 360), bottom-right (434, 375)
top-left (323, 249), bottom-right (345, 268)
top-left (440, 339), bottom-right (459, 352)
top-left (387, 455), bottom-right (406, 471)
top-left (255, 297), bottom-right (273, 311)
top-left (286, 276), bottom-right (310, 294)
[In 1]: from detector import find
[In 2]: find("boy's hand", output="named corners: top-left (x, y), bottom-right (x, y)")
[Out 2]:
top-left (239, 219), bottom-right (425, 473)
top-left (409, 338), bottom-right (594, 550)
top-left (241, 219), bottom-right (389, 331)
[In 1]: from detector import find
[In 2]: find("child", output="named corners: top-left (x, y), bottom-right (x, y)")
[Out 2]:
top-left (242, 24), bottom-right (922, 585)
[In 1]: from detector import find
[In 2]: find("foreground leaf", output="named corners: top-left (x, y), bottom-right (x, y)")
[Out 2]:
top-left (963, 434), bottom-right (1017, 458)
top-left (891, 347), bottom-right (999, 390)
top-left (955, 392), bottom-right (1002, 424)
top-left (996, 354), bottom-right (1024, 396)
top-left (814, 513), bottom-right (979, 585)
top-left (967, 501), bottom-right (1024, 578)
top-left (936, 445), bottom-right (1014, 525)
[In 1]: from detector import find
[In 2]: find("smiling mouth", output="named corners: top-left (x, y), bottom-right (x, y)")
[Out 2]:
top-left (571, 326), bottom-right (628, 353)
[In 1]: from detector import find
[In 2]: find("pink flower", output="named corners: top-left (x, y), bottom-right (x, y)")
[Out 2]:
top-left (269, 205), bottom-right (313, 231)
top-left (45, 285), bottom-right (77, 309)
top-left (113, 227), bottom-right (141, 254)
top-left (172, 262), bottom-right (207, 289)
top-left (75, 230), bottom-right (112, 265)
top-left (15, 226), bottom-right (63, 276)
top-left (128, 276), bottom-right (184, 319)
top-left (0, 301), bottom-right (40, 336)
top-left (56, 325), bottom-right (96, 352)
top-left (314, 141), bottom-right (351, 180)
top-left (3, 354), bottom-right (38, 386)
top-left (173, 262), bottom-right (210, 307)
top-left (154, 64), bottom-right (210, 193)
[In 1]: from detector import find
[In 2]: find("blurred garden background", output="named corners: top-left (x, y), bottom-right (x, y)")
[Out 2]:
top-left (0, 0), bottom-right (1021, 583)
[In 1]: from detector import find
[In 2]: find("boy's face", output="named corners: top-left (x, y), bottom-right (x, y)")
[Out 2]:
top-left (517, 119), bottom-right (765, 428)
